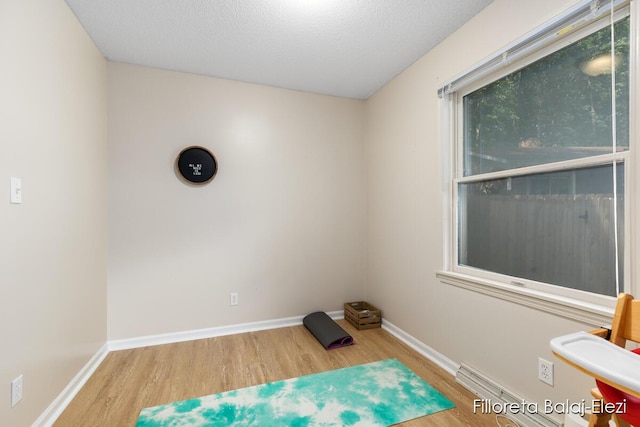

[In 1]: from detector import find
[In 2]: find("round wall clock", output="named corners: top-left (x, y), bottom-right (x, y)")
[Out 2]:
top-left (175, 146), bottom-right (218, 185)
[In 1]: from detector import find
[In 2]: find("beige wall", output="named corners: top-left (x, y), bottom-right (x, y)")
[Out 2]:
top-left (107, 63), bottom-right (366, 340)
top-left (0, 0), bottom-right (107, 425)
top-left (5, 0), bottom-right (639, 424)
top-left (364, 0), bottom-right (639, 422)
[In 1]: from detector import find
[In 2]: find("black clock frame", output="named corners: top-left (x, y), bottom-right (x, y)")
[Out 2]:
top-left (175, 146), bottom-right (218, 185)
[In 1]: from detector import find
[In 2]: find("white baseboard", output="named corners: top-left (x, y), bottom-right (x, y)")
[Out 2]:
top-left (37, 311), bottom-right (460, 427)
top-left (381, 319), bottom-right (460, 376)
top-left (33, 343), bottom-right (109, 427)
top-left (36, 311), bottom-right (343, 426)
top-left (108, 311), bottom-right (343, 351)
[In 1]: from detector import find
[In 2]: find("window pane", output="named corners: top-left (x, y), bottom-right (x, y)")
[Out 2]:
top-left (463, 18), bottom-right (629, 176)
top-left (458, 163), bottom-right (624, 296)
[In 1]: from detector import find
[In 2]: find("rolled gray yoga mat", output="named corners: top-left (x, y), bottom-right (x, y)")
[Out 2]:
top-left (303, 311), bottom-right (354, 349)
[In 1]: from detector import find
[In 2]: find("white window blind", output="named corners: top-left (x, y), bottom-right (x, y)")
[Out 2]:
top-left (437, 0), bottom-right (629, 99)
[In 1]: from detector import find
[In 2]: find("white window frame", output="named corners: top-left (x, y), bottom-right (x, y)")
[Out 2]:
top-left (437, 0), bottom-right (637, 326)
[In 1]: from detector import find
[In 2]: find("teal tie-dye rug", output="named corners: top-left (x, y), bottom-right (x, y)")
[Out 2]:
top-left (136, 358), bottom-right (454, 426)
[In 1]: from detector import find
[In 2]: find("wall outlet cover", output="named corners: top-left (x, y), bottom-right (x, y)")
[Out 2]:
top-left (11, 374), bottom-right (23, 407)
top-left (538, 357), bottom-right (554, 386)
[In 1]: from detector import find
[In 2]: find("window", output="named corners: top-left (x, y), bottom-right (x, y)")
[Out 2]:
top-left (438, 1), bottom-right (632, 319)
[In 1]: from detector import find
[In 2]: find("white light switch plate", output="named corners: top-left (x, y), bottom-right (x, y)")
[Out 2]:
top-left (10, 177), bottom-right (22, 204)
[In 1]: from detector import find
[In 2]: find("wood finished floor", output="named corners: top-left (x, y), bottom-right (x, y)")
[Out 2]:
top-left (54, 320), bottom-right (498, 426)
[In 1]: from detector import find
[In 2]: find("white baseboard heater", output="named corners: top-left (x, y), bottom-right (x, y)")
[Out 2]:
top-left (456, 363), bottom-right (562, 427)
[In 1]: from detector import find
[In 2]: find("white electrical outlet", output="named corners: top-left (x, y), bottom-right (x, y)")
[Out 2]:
top-left (11, 374), bottom-right (23, 407)
top-left (538, 357), bottom-right (554, 386)
top-left (230, 292), bottom-right (239, 306)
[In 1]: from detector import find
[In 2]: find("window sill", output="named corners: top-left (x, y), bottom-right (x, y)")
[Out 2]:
top-left (436, 271), bottom-right (614, 327)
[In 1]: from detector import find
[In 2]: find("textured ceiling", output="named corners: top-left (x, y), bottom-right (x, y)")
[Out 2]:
top-left (64, 0), bottom-right (493, 100)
